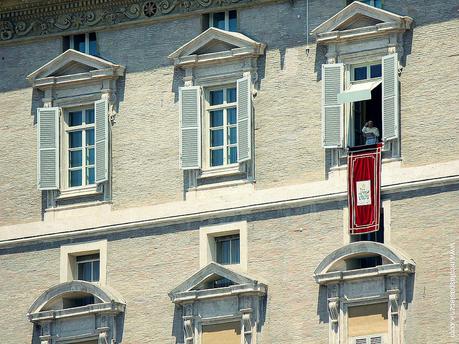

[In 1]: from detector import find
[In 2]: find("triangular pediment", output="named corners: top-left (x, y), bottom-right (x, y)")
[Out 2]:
top-left (311, 2), bottom-right (412, 36)
top-left (169, 27), bottom-right (265, 67)
top-left (169, 262), bottom-right (260, 296)
top-left (27, 49), bottom-right (125, 82)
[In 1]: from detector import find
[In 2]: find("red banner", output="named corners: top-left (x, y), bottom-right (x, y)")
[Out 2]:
top-left (348, 143), bottom-right (382, 235)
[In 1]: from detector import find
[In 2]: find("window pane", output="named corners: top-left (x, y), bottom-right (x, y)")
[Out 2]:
top-left (217, 240), bottom-right (230, 264)
top-left (354, 66), bottom-right (367, 81)
top-left (227, 88), bottom-right (237, 103)
top-left (69, 111), bottom-right (83, 126)
top-left (87, 148), bottom-right (95, 165)
top-left (370, 64), bottom-right (382, 78)
top-left (88, 32), bottom-right (97, 56)
top-left (212, 12), bottom-right (225, 30)
top-left (211, 149), bottom-right (224, 166)
top-left (85, 109), bottom-right (95, 124)
top-left (69, 131), bottom-right (82, 148)
top-left (69, 150), bottom-right (82, 167)
top-left (69, 169), bottom-right (82, 187)
top-left (228, 146), bottom-right (237, 164)
top-left (210, 129), bottom-right (224, 147)
top-left (87, 167), bottom-right (95, 185)
top-left (374, 0), bottom-right (382, 8)
top-left (210, 110), bottom-right (224, 127)
top-left (231, 238), bottom-right (240, 264)
top-left (78, 262), bottom-right (92, 281)
top-left (86, 128), bottom-right (95, 146)
top-left (210, 90), bottom-right (224, 106)
top-left (73, 34), bottom-right (86, 53)
top-left (227, 107), bottom-right (237, 124)
top-left (63, 36), bottom-right (70, 52)
top-left (228, 10), bottom-right (237, 32)
top-left (93, 260), bottom-right (100, 282)
top-left (228, 127), bottom-right (237, 144)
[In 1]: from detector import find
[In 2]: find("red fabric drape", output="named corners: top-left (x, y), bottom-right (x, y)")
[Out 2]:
top-left (348, 144), bottom-right (382, 234)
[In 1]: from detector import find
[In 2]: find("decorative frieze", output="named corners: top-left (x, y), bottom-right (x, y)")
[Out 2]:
top-left (0, 0), bottom-right (276, 44)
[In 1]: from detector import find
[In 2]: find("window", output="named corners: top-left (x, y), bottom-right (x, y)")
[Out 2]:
top-left (65, 108), bottom-right (96, 188)
top-left (202, 322), bottom-right (241, 344)
top-left (206, 86), bottom-right (238, 168)
top-left (76, 253), bottom-right (100, 282)
top-left (351, 63), bottom-right (382, 81)
top-left (215, 235), bottom-right (240, 265)
top-left (203, 10), bottom-right (237, 32)
top-left (348, 303), bottom-right (388, 344)
top-left (63, 32), bottom-right (98, 55)
top-left (347, 0), bottom-right (383, 8)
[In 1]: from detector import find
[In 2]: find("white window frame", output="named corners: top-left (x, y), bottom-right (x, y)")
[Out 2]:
top-left (204, 84), bottom-right (238, 170)
top-left (209, 10), bottom-right (237, 31)
top-left (215, 234), bottom-right (241, 265)
top-left (199, 221), bottom-right (248, 272)
top-left (350, 61), bottom-right (382, 82)
top-left (60, 240), bottom-right (107, 285)
top-left (76, 253), bottom-right (100, 282)
top-left (66, 32), bottom-right (96, 55)
top-left (63, 106), bottom-right (96, 190)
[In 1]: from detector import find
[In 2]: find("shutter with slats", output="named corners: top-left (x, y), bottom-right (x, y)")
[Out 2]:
top-left (37, 107), bottom-right (60, 190)
top-left (237, 76), bottom-right (251, 162)
top-left (322, 63), bottom-right (344, 148)
top-left (95, 99), bottom-right (109, 183)
top-left (180, 86), bottom-right (201, 170)
top-left (382, 53), bottom-right (399, 141)
top-left (370, 336), bottom-right (383, 344)
top-left (355, 338), bottom-right (368, 344)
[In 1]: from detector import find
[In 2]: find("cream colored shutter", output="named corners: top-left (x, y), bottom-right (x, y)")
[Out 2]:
top-left (95, 99), bottom-right (109, 183)
top-left (180, 86), bottom-right (201, 169)
top-left (382, 53), bottom-right (399, 141)
top-left (322, 63), bottom-right (344, 148)
top-left (37, 107), bottom-right (60, 190)
top-left (237, 76), bottom-right (251, 162)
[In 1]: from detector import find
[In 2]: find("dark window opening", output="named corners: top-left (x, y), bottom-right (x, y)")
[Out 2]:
top-left (63, 295), bottom-right (95, 309)
top-left (202, 10), bottom-right (237, 32)
top-left (63, 32), bottom-right (98, 56)
top-left (216, 235), bottom-right (240, 265)
top-left (352, 84), bottom-right (382, 147)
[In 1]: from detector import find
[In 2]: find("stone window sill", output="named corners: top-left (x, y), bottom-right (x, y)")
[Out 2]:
top-left (57, 185), bottom-right (102, 200)
top-left (198, 165), bottom-right (244, 179)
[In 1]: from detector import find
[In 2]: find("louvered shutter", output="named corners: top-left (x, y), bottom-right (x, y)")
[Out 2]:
top-left (322, 63), bottom-right (344, 148)
top-left (355, 338), bottom-right (368, 344)
top-left (237, 76), bottom-right (251, 162)
top-left (179, 86), bottom-right (201, 170)
top-left (382, 53), bottom-right (399, 141)
top-left (37, 107), bottom-right (60, 190)
top-left (95, 99), bottom-right (108, 183)
top-left (370, 336), bottom-right (383, 344)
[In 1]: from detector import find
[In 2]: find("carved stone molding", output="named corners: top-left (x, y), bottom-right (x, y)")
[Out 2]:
top-left (0, 0), bottom-right (278, 44)
top-left (388, 289), bottom-right (399, 317)
top-left (328, 297), bottom-right (340, 324)
top-left (183, 315), bottom-right (194, 344)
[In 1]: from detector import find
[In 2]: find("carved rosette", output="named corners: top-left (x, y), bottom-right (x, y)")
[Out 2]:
top-left (0, 0), bottom-right (257, 43)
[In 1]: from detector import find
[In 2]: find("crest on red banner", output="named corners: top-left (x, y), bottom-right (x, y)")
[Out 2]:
top-left (348, 143), bottom-right (382, 235)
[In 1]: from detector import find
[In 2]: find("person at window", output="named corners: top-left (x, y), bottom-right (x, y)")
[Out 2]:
top-left (362, 121), bottom-right (380, 145)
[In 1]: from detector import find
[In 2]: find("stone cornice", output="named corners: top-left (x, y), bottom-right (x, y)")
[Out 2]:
top-left (0, 0), bottom-right (280, 44)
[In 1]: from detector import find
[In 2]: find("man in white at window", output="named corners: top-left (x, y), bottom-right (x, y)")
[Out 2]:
top-left (362, 121), bottom-right (380, 145)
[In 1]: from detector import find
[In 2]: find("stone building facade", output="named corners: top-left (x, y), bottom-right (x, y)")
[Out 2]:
top-left (0, 0), bottom-right (457, 343)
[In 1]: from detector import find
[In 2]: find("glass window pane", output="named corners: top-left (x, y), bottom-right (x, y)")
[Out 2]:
top-left (87, 148), bottom-right (95, 165)
top-left (69, 150), bottom-right (82, 167)
top-left (78, 262), bottom-right (91, 281)
top-left (210, 129), bottom-right (224, 147)
top-left (218, 240), bottom-right (230, 264)
top-left (374, 0), bottom-right (382, 8)
top-left (69, 111), bottom-right (83, 126)
top-left (93, 260), bottom-right (100, 282)
top-left (88, 32), bottom-right (97, 56)
top-left (210, 110), bottom-right (224, 127)
top-left (211, 149), bottom-right (224, 166)
top-left (228, 10), bottom-right (237, 32)
top-left (73, 34), bottom-right (86, 53)
top-left (228, 146), bottom-right (237, 164)
top-left (227, 107), bottom-right (237, 124)
top-left (87, 167), bottom-right (95, 185)
top-left (228, 127), bottom-right (237, 144)
top-left (69, 169), bottom-right (82, 187)
top-left (69, 131), bottom-right (82, 148)
top-left (354, 66), bottom-right (367, 81)
top-left (231, 238), bottom-right (240, 264)
top-left (210, 90), bottom-right (224, 106)
top-left (212, 12), bottom-right (225, 30)
top-left (86, 128), bottom-right (95, 146)
top-left (63, 36), bottom-right (70, 52)
top-left (370, 64), bottom-right (382, 78)
top-left (85, 109), bottom-right (95, 124)
top-left (227, 88), bottom-right (237, 103)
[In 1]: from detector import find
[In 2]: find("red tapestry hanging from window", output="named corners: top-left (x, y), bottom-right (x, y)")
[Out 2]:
top-left (348, 143), bottom-right (382, 235)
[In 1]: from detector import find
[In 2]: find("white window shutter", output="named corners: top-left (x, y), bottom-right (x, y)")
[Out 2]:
top-left (237, 76), bottom-right (252, 162)
top-left (179, 86), bottom-right (201, 170)
top-left (382, 53), bottom-right (399, 141)
top-left (322, 63), bottom-right (344, 148)
top-left (37, 107), bottom-right (60, 190)
top-left (95, 99), bottom-right (109, 183)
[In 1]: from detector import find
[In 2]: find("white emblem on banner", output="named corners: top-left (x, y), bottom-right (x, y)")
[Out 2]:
top-left (356, 180), bottom-right (372, 206)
